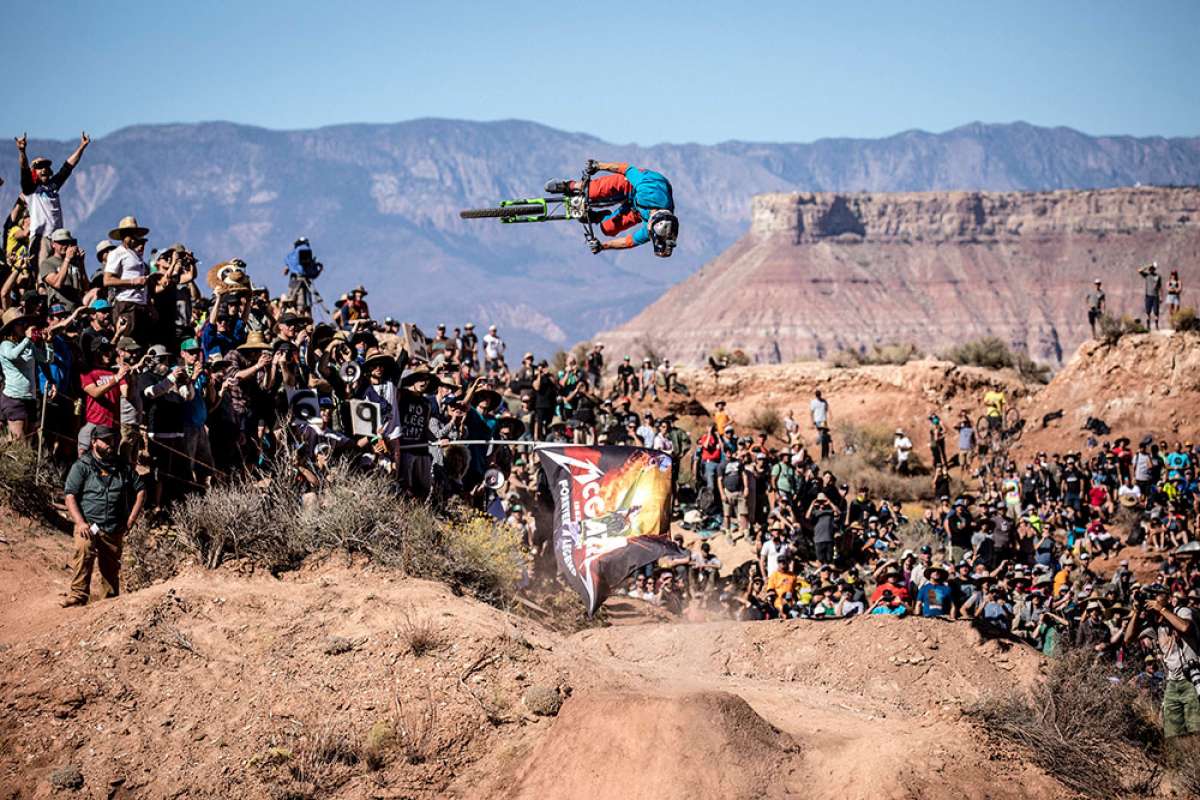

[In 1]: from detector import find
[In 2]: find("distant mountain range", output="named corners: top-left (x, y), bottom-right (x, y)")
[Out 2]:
top-left (3, 119), bottom-right (1198, 354)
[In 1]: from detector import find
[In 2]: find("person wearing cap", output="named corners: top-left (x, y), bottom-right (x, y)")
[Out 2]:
top-left (39, 229), bottom-right (90, 311)
top-left (638, 356), bottom-right (658, 403)
top-left (482, 324), bottom-right (506, 372)
top-left (1086, 278), bottom-right (1106, 338)
top-left (15, 131), bottom-right (90, 268)
top-left (149, 245), bottom-right (197, 353)
top-left (61, 425), bottom-right (146, 607)
top-left (1124, 585), bottom-right (1200, 741)
top-left (458, 322), bottom-right (479, 369)
top-left (78, 336), bottom-right (132, 456)
top-left (282, 237), bottom-right (323, 315)
top-left (179, 338), bottom-right (215, 484)
top-left (1138, 262), bottom-right (1163, 330)
top-left (585, 342), bottom-right (604, 390)
top-left (0, 306), bottom-right (52, 439)
top-left (103, 216), bottom-right (153, 344)
top-left (531, 359), bottom-right (559, 440)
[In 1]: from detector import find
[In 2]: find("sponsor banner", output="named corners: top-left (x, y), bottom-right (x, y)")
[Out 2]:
top-left (537, 445), bottom-right (682, 616)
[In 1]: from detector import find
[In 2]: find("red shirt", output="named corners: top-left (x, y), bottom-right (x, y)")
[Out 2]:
top-left (1088, 485), bottom-right (1108, 508)
top-left (870, 580), bottom-right (910, 604)
top-left (80, 368), bottom-right (120, 426)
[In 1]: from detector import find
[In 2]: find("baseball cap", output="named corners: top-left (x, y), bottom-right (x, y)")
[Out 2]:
top-left (146, 344), bottom-right (169, 358)
top-left (90, 299), bottom-right (112, 312)
top-left (92, 425), bottom-right (118, 443)
top-left (180, 338), bottom-right (201, 352)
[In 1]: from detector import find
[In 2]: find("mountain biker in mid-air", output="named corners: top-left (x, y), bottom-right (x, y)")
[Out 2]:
top-left (544, 160), bottom-right (679, 257)
top-left (283, 237), bottom-right (323, 313)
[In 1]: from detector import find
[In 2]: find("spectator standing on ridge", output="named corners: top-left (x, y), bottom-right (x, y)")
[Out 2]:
top-left (1086, 279), bottom-right (1106, 338)
top-left (1138, 262), bottom-right (1163, 330)
top-left (16, 131), bottom-right (90, 268)
top-left (1165, 270), bottom-right (1182, 321)
top-left (585, 343), bottom-right (604, 390)
top-left (810, 390), bottom-right (831, 459)
top-left (482, 324), bottom-right (505, 372)
top-left (459, 322), bottom-right (479, 369)
top-left (61, 425), bottom-right (146, 607)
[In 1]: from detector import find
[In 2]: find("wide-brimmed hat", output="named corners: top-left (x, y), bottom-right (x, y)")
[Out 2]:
top-left (0, 307), bottom-right (33, 334)
top-left (927, 564), bottom-right (950, 580)
top-left (470, 388), bottom-right (503, 410)
top-left (400, 368), bottom-right (437, 389)
top-left (236, 331), bottom-right (271, 351)
top-left (108, 215), bottom-right (150, 240)
top-left (495, 415), bottom-right (526, 438)
top-left (351, 284), bottom-right (368, 296)
top-left (364, 347), bottom-right (397, 372)
top-left (1119, 494), bottom-right (1139, 508)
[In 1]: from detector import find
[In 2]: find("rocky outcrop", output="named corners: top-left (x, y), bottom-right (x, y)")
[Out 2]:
top-left (601, 187), bottom-right (1200, 365)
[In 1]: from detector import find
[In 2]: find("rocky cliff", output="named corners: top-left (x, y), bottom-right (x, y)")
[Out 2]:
top-left (601, 186), bottom-right (1200, 364)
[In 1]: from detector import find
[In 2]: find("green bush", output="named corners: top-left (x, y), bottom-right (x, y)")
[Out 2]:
top-left (1170, 306), bottom-right (1200, 332)
top-left (943, 336), bottom-right (1050, 384)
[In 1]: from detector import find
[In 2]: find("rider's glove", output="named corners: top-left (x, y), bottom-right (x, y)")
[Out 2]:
top-left (588, 239), bottom-right (603, 255)
top-left (586, 159), bottom-right (599, 175)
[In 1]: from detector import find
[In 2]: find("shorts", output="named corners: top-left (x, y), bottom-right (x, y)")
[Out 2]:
top-left (1145, 295), bottom-right (1160, 316)
top-left (0, 394), bottom-right (35, 423)
top-left (724, 489), bottom-right (749, 518)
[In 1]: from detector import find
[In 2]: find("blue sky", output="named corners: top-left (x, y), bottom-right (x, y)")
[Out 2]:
top-left (6, 0), bottom-right (1199, 144)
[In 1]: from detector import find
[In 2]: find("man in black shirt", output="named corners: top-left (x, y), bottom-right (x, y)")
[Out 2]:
top-left (531, 360), bottom-right (559, 439)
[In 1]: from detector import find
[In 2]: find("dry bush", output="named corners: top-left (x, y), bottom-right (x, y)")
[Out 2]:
top-left (365, 682), bottom-right (441, 768)
top-left (1170, 306), bottom-right (1200, 332)
top-left (893, 518), bottom-right (941, 554)
top-left (1097, 314), bottom-right (1149, 346)
top-left (258, 720), bottom-right (360, 799)
top-left (970, 648), bottom-right (1163, 799)
top-left (827, 343), bottom-right (921, 368)
top-left (138, 457), bottom-right (522, 605)
top-left (744, 405), bottom-right (783, 439)
top-left (942, 336), bottom-right (1050, 384)
top-left (0, 438), bottom-right (59, 521)
top-left (397, 611), bottom-right (447, 657)
top-left (826, 424), bottom-right (931, 500)
top-left (711, 347), bottom-right (750, 367)
top-left (122, 523), bottom-right (187, 591)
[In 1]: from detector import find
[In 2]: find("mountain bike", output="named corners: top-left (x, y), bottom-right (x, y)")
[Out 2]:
top-left (977, 407), bottom-right (1024, 444)
top-left (459, 164), bottom-right (618, 252)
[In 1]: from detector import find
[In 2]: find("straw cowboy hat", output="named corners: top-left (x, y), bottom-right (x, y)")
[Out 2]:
top-left (0, 307), bottom-right (34, 335)
top-left (363, 348), bottom-right (397, 371)
top-left (108, 216), bottom-right (150, 240)
top-left (236, 331), bottom-right (271, 351)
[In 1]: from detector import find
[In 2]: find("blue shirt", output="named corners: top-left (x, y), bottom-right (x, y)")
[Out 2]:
top-left (917, 582), bottom-right (954, 617)
top-left (184, 373), bottom-right (209, 430)
top-left (624, 166), bottom-right (673, 246)
top-left (285, 244), bottom-right (321, 279)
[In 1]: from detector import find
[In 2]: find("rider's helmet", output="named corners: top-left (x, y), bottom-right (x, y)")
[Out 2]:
top-left (294, 237), bottom-right (310, 248)
top-left (648, 211), bottom-right (679, 258)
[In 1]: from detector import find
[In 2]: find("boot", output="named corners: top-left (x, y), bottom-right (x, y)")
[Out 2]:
top-left (544, 179), bottom-right (572, 195)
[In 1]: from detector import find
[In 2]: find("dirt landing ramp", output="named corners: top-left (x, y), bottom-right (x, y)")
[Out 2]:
top-left (506, 690), bottom-right (803, 800)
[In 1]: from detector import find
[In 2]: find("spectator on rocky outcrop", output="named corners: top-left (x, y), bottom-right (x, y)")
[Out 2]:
top-left (1165, 270), bottom-right (1182, 319)
top-left (1138, 262), bottom-right (1163, 330)
top-left (1086, 278), bottom-right (1106, 337)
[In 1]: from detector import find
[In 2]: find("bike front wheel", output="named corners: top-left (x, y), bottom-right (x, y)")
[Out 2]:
top-left (460, 204), bottom-right (545, 219)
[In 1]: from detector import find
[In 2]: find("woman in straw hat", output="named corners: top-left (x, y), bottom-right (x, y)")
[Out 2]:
top-left (0, 306), bottom-right (50, 440)
top-left (102, 216), bottom-right (152, 343)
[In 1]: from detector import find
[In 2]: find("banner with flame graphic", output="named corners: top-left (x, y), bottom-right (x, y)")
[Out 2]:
top-left (537, 446), bottom-right (683, 616)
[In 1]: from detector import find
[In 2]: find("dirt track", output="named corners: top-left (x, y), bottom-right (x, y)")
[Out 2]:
top-left (0, 523), bottom-right (1069, 799)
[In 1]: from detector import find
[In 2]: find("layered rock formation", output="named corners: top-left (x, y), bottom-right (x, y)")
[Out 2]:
top-left (601, 186), bottom-right (1200, 365)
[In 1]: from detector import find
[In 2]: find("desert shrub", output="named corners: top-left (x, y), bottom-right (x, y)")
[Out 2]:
top-left (396, 612), bottom-right (447, 657)
top-left (1170, 306), bottom-right (1200, 332)
top-left (969, 648), bottom-right (1163, 799)
top-left (364, 683), bottom-right (441, 767)
top-left (943, 336), bottom-right (1050, 384)
top-left (744, 405), bottom-right (783, 439)
top-left (824, 423), bottom-right (932, 501)
top-left (0, 438), bottom-right (59, 521)
top-left (893, 518), bottom-right (941, 554)
top-left (828, 343), bottom-right (922, 368)
top-left (1097, 313), bottom-right (1148, 346)
top-left (711, 347), bottom-right (750, 367)
top-left (142, 459), bottom-right (522, 605)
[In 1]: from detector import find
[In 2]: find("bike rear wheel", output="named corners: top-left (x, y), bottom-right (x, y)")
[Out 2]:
top-left (459, 204), bottom-right (545, 219)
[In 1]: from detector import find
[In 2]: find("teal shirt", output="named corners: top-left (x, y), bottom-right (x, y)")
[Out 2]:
top-left (0, 337), bottom-right (48, 400)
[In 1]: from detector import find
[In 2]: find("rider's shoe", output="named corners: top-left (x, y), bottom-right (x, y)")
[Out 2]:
top-left (544, 179), bottom-right (572, 195)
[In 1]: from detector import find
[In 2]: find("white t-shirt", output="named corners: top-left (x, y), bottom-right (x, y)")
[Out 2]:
top-left (26, 183), bottom-right (63, 239)
top-left (482, 334), bottom-right (505, 360)
top-left (104, 245), bottom-right (148, 305)
top-left (760, 539), bottom-right (788, 576)
top-left (810, 397), bottom-right (829, 426)
top-left (894, 435), bottom-right (913, 462)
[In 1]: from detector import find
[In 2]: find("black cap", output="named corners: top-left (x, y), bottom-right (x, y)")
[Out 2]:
top-left (93, 425), bottom-right (118, 443)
